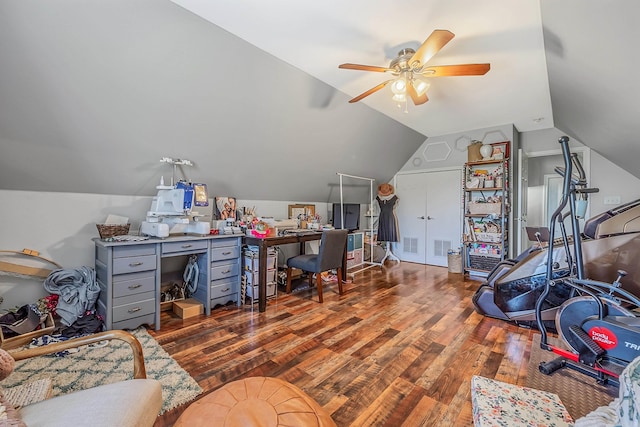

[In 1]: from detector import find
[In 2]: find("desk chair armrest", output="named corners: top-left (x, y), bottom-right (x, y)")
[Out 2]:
top-left (9, 330), bottom-right (147, 379)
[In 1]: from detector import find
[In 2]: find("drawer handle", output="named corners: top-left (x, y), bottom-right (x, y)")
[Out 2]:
top-left (221, 270), bottom-right (231, 274)
top-left (221, 287), bottom-right (230, 292)
top-left (182, 244), bottom-right (192, 248)
top-left (128, 284), bottom-right (142, 290)
top-left (222, 251), bottom-right (232, 255)
top-left (129, 262), bottom-right (143, 267)
top-left (128, 307), bottom-right (141, 313)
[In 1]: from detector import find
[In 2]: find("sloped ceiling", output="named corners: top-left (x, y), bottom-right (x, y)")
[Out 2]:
top-left (0, 0), bottom-right (425, 204)
top-left (540, 0), bottom-right (640, 177)
top-left (0, 0), bottom-right (639, 204)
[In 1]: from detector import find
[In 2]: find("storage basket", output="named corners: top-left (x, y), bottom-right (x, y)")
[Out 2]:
top-left (96, 224), bottom-right (130, 239)
top-left (0, 312), bottom-right (55, 350)
top-left (468, 254), bottom-right (501, 272)
top-left (447, 252), bottom-right (463, 273)
top-left (475, 232), bottom-right (503, 243)
top-left (468, 202), bottom-right (502, 215)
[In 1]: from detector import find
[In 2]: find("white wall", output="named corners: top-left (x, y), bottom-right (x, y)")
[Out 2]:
top-left (0, 189), bottom-right (329, 308)
top-left (398, 124), bottom-right (516, 173)
top-left (521, 128), bottom-right (640, 217)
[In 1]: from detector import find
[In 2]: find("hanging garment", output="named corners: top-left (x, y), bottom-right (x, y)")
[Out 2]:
top-left (377, 195), bottom-right (400, 242)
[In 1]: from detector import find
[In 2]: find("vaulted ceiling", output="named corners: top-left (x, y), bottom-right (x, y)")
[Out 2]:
top-left (0, 0), bottom-right (638, 204)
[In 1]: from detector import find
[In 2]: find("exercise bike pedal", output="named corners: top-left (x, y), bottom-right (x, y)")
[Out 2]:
top-left (569, 324), bottom-right (605, 366)
top-left (539, 357), bottom-right (566, 375)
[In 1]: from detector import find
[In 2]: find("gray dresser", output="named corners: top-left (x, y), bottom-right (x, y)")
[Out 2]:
top-left (94, 234), bottom-right (242, 331)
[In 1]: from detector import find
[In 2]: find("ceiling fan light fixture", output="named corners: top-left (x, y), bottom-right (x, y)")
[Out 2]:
top-left (391, 78), bottom-right (407, 94)
top-left (338, 29), bottom-right (489, 106)
top-left (412, 78), bottom-right (431, 97)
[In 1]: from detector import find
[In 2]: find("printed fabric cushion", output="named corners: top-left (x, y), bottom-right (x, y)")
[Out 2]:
top-left (0, 390), bottom-right (26, 427)
top-left (471, 375), bottom-right (574, 427)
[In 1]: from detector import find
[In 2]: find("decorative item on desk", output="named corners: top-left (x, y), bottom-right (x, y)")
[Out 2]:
top-left (288, 204), bottom-right (315, 220)
top-left (97, 214), bottom-right (130, 239)
top-left (96, 224), bottom-right (131, 239)
top-left (251, 221), bottom-right (270, 238)
top-left (214, 196), bottom-right (237, 220)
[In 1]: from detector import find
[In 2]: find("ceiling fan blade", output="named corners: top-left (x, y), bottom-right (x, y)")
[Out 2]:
top-left (409, 30), bottom-right (455, 68)
top-left (422, 63), bottom-right (491, 77)
top-left (348, 80), bottom-right (392, 103)
top-left (339, 63), bottom-right (393, 73)
top-left (407, 82), bottom-right (428, 105)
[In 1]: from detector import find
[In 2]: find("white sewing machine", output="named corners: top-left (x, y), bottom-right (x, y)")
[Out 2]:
top-left (140, 181), bottom-right (211, 238)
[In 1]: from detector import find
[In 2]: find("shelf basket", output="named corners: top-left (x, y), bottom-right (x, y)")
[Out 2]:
top-left (468, 202), bottom-right (502, 215)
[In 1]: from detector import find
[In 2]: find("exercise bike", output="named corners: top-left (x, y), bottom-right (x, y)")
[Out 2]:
top-left (535, 136), bottom-right (640, 386)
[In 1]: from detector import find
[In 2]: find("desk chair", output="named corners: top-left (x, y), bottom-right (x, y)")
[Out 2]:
top-left (285, 229), bottom-right (348, 303)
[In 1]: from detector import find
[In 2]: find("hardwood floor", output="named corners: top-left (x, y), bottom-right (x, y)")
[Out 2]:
top-left (150, 262), bottom-right (536, 426)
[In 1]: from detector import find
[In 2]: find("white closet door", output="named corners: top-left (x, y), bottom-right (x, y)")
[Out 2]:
top-left (395, 169), bottom-right (461, 266)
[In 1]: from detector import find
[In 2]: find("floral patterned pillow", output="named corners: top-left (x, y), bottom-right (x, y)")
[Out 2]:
top-left (471, 375), bottom-right (573, 427)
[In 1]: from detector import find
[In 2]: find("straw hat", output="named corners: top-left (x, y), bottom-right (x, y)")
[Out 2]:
top-left (378, 183), bottom-right (394, 197)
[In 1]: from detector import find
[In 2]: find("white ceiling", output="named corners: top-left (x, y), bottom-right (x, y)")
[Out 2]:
top-left (172, 0), bottom-right (554, 137)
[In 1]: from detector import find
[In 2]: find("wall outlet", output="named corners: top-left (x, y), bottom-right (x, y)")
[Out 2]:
top-left (604, 196), bottom-right (621, 205)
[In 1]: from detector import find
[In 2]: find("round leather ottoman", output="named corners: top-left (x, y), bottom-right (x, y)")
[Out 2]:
top-left (174, 377), bottom-right (337, 427)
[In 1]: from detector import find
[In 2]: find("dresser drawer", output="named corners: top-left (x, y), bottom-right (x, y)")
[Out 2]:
top-left (113, 245), bottom-right (156, 258)
top-left (113, 255), bottom-right (157, 275)
top-left (112, 292), bottom-right (155, 322)
top-left (113, 272), bottom-right (155, 299)
top-left (210, 279), bottom-right (238, 299)
top-left (211, 245), bottom-right (240, 262)
top-left (210, 261), bottom-right (239, 281)
top-left (162, 240), bottom-right (208, 255)
top-left (211, 237), bottom-right (240, 249)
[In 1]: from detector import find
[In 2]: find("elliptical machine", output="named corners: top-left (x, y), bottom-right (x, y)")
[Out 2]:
top-left (536, 136), bottom-right (640, 385)
top-left (472, 145), bottom-right (640, 328)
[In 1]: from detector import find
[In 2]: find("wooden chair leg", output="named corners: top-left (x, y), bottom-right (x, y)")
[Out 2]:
top-left (286, 267), bottom-right (293, 293)
top-left (336, 267), bottom-right (343, 295)
top-left (316, 272), bottom-right (323, 303)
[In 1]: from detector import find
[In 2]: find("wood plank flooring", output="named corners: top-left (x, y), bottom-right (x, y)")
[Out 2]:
top-left (149, 262), bottom-right (537, 426)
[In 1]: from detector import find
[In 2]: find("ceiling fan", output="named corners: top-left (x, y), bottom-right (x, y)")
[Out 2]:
top-left (338, 30), bottom-right (490, 105)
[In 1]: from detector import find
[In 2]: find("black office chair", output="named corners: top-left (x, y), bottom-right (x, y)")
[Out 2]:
top-left (285, 229), bottom-right (348, 303)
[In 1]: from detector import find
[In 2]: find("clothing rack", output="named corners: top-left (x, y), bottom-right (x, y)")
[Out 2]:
top-left (336, 172), bottom-right (382, 272)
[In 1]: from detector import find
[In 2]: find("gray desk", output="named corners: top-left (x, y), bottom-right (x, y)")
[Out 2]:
top-left (94, 234), bottom-right (242, 331)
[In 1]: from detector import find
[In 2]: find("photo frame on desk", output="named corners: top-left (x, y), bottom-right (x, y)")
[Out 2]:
top-left (490, 141), bottom-right (510, 160)
top-left (288, 204), bottom-right (315, 220)
top-left (215, 196), bottom-right (237, 220)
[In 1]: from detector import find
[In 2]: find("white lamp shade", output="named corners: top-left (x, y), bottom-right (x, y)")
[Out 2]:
top-left (413, 78), bottom-right (431, 96)
top-left (391, 78), bottom-right (407, 94)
